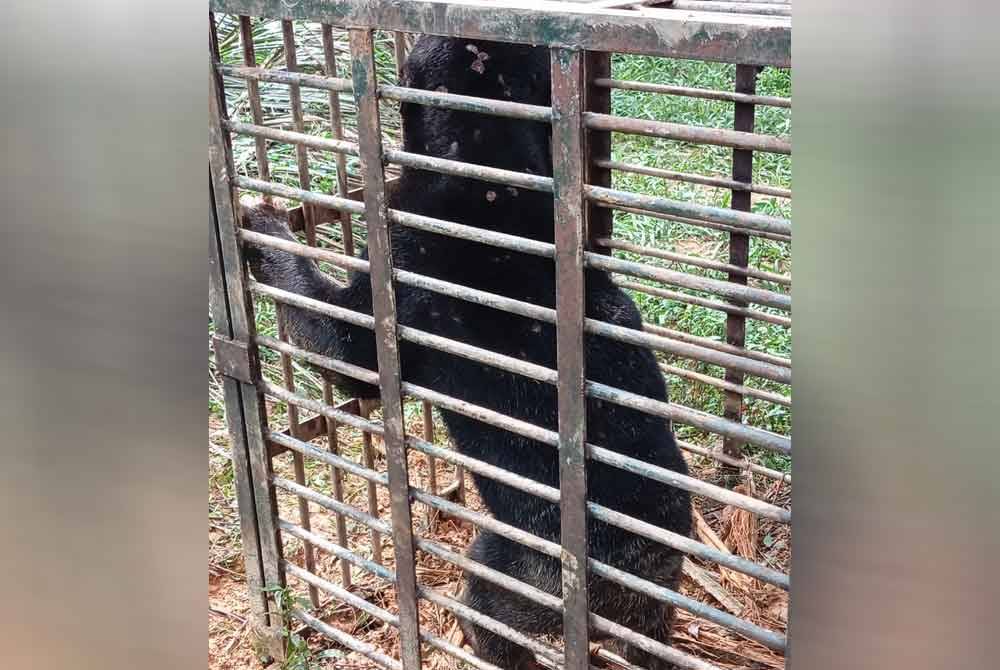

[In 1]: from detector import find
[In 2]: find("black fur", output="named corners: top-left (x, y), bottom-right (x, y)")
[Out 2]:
top-left (242, 35), bottom-right (692, 669)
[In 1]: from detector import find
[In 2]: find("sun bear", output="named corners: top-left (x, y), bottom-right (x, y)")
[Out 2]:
top-left (242, 35), bottom-right (692, 669)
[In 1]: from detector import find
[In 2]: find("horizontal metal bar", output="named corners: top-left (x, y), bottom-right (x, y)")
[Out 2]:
top-left (593, 77), bottom-right (790, 109)
top-left (662, 362), bottom-right (792, 407)
top-left (208, 0), bottom-right (791, 66)
top-left (586, 251), bottom-right (791, 310)
top-left (615, 278), bottom-right (793, 327)
top-left (290, 607), bottom-right (401, 669)
top-left (587, 184), bottom-right (791, 237)
top-left (218, 63), bottom-right (354, 92)
top-left (379, 84), bottom-right (553, 122)
top-left (645, 321), bottom-right (789, 368)
top-left (596, 157), bottom-right (791, 199)
top-left (236, 176), bottom-right (366, 216)
top-left (224, 119), bottom-right (360, 157)
top-left (388, 208), bottom-right (555, 258)
top-left (595, 236), bottom-right (791, 286)
top-left (250, 280), bottom-right (375, 329)
top-left (584, 112), bottom-right (791, 155)
top-left (677, 438), bottom-right (790, 484)
top-left (383, 148), bottom-right (554, 192)
top-left (607, 201), bottom-right (792, 243)
top-left (240, 229), bottom-right (369, 274)
top-left (660, 1), bottom-right (791, 17)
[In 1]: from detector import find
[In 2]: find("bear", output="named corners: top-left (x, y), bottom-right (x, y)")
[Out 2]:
top-left (241, 35), bottom-right (692, 670)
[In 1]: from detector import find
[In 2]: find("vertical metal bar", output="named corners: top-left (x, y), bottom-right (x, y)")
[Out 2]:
top-left (349, 28), bottom-right (423, 670)
top-left (550, 47), bottom-right (591, 670)
top-left (359, 398), bottom-right (385, 564)
top-left (323, 383), bottom-right (353, 588)
top-left (321, 24), bottom-right (356, 257)
top-left (239, 16), bottom-right (272, 199)
top-left (278, 318), bottom-right (321, 608)
top-left (721, 65), bottom-right (758, 477)
top-left (281, 19), bottom-right (316, 246)
top-left (210, 14), bottom-right (285, 661)
top-left (211, 177), bottom-right (269, 633)
top-left (422, 400), bottom-right (439, 528)
top-left (393, 32), bottom-right (409, 83)
top-left (422, 401), bottom-right (438, 495)
top-left (278, 18), bottom-right (320, 605)
top-left (585, 50), bottom-right (613, 253)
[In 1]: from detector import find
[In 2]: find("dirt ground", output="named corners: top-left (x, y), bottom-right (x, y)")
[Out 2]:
top-left (209, 411), bottom-right (790, 670)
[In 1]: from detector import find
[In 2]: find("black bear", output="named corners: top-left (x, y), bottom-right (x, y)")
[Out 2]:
top-left (242, 35), bottom-right (692, 670)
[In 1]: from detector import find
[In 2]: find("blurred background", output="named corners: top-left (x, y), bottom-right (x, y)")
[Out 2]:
top-left (1, 2), bottom-right (998, 670)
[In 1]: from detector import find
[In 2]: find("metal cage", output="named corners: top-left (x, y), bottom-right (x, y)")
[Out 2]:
top-left (209, 2), bottom-right (791, 669)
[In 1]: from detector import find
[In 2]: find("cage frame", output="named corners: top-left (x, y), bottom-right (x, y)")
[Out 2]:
top-left (209, 2), bottom-right (792, 669)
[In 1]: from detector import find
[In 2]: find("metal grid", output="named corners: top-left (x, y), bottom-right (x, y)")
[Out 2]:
top-left (209, 2), bottom-right (791, 669)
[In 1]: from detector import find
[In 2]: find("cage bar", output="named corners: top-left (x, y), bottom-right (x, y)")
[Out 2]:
top-left (211, 4), bottom-right (793, 668)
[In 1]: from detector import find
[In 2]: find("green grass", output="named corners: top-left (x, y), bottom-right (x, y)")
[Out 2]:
top-left (210, 16), bottom-right (792, 472)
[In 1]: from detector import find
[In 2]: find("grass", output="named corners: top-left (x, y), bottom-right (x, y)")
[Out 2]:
top-left (208, 20), bottom-right (792, 456)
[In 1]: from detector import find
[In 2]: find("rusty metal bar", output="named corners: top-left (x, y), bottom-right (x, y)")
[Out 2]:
top-left (218, 63), bottom-right (354, 92)
top-left (281, 20), bottom-right (316, 245)
top-left (358, 398), bottom-right (384, 565)
top-left (587, 250), bottom-right (791, 310)
top-left (225, 119), bottom-right (360, 157)
top-left (584, 51), bottom-right (613, 253)
top-left (607, 201), bottom-right (791, 242)
top-left (595, 157), bottom-right (791, 199)
top-left (236, 176), bottom-right (366, 216)
top-left (348, 28), bottom-right (423, 670)
top-left (276, 318), bottom-right (321, 608)
top-left (658, 1), bottom-right (791, 17)
top-left (323, 384), bottom-right (353, 587)
top-left (722, 64), bottom-right (759, 474)
top-left (662, 362), bottom-right (791, 407)
top-left (595, 237), bottom-right (791, 286)
top-left (645, 320), bottom-right (789, 368)
top-left (593, 77), bottom-right (791, 108)
top-left (321, 24), bottom-right (357, 257)
top-left (210, 179), bottom-right (269, 632)
top-left (209, 21), bottom-right (286, 658)
top-left (238, 17), bottom-right (273, 197)
top-left (380, 83), bottom-right (553, 122)
top-left (677, 438), bottom-right (790, 484)
top-left (586, 184), bottom-right (791, 236)
top-left (383, 148), bottom-right (554, 192)
top-left (584, 111), bottom-right (790, 154)
top-left (615, 278), bottom-right (793, 327)
top-left (549, 47), bottom-right (590, 670)
top-left (208, 0), bottom-right (792, 66)
top-left (292, 607), bottom-right (401, 669)
top-left (393, 31), bottom-right (409, 81)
